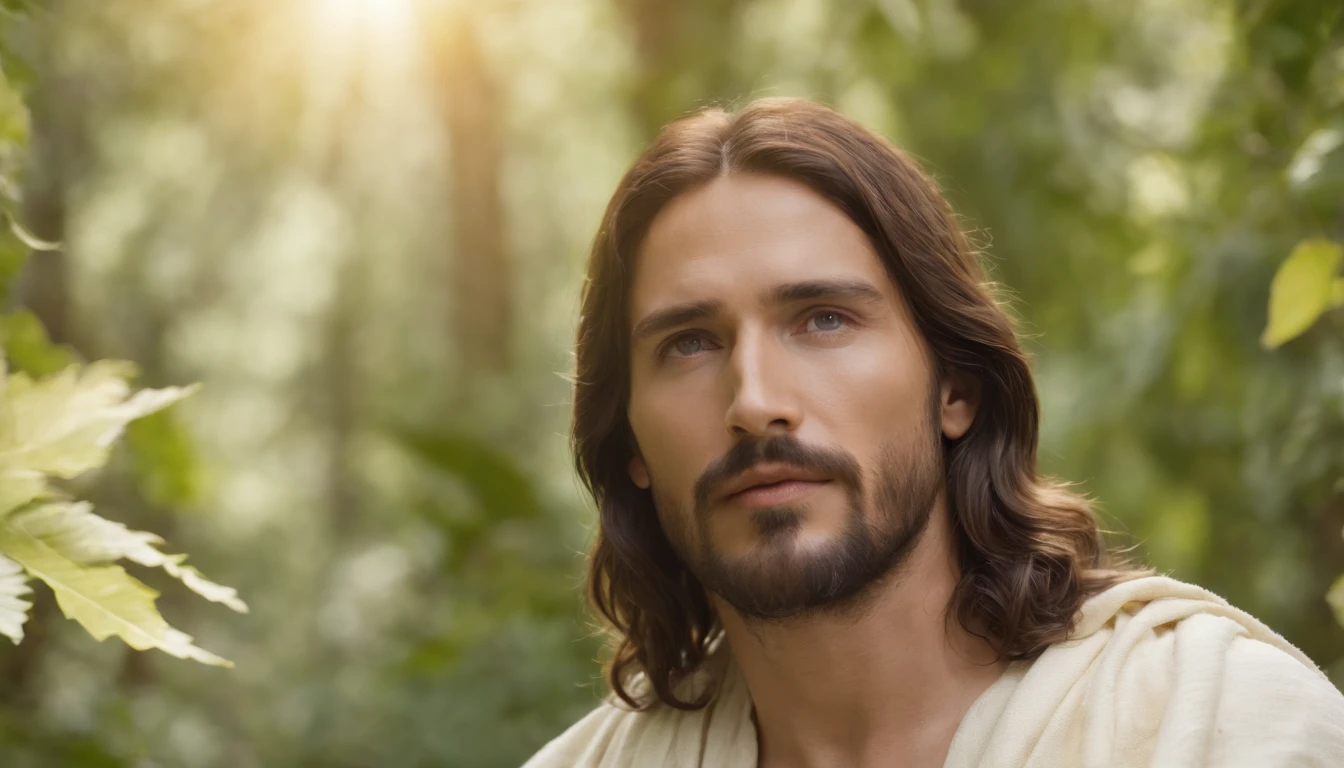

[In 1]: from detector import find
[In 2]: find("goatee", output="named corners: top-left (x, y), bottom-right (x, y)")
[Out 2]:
top-left (655, 411), bottom-right (944, 625)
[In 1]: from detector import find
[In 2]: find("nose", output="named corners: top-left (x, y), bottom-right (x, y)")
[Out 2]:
top-left (723, 326), bottom-right (803, 438)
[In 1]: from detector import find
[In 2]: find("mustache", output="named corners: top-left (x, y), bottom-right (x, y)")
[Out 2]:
top-left (693, 433), bottom-right (863, 509)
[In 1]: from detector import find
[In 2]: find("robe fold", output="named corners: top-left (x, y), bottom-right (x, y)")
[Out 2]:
top-left (524, 576), bottom-right (1344, 767)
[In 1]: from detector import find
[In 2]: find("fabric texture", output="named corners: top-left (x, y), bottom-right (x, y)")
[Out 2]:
top-left (523, 576), bottom-right (1344, 767)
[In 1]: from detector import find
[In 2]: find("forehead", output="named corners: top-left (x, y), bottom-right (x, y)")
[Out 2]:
top-left (629, 173), bottom-right (896, 324)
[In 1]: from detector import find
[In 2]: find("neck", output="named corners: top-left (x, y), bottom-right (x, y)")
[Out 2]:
top-left (714, 497), bottom-right (1006, 768)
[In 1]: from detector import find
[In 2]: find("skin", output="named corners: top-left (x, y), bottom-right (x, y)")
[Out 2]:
top-left (625, 172), bottom-right (1006, 768)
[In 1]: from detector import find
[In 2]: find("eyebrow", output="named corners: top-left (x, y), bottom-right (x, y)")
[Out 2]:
top-left (630, 278), bottom-right (887, 346)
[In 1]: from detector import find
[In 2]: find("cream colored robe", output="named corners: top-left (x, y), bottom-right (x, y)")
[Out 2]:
top-left (524, 576), bottom-right (1344, 767)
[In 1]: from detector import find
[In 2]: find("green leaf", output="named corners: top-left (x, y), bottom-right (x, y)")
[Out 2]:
top-left (13, 501), bottom-right (246, 613)
top-left (0, 512), bottom-right (231, 666)
top-left (0, 58), bottom-right (29, 146)
top-left (0, 234), bottom-right (28, 304)
top-left (1328, 573), bottom-right (1344, 629)
top-left (0, 551), bottom-right (30, 643)
top-left (125, 408), bottom-right (203, 507)
top-left (1330, 278), bottom-right (1344, 308)
top-left (0, 467), bottom-right (42, 518)
top-left (0, 309), bottom-right (78, 377)
top-left (396, 429), bottom-right (541, 520)
top-left (1261, 239), bottom-right (1343, 348)
top-left (0, 359), bottom-right (239, 663)
top-left (0, 360), bottom-right (199, 479)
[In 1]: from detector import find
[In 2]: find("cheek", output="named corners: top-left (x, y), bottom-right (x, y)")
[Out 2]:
top-left (803, 335), bottom-right (930, 432)
top-left (628, 387), bottom-right (717, 490)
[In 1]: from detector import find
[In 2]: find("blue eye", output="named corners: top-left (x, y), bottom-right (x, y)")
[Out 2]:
top-left (810, 311), bottom-right (847, 332)
top-left (673, 336), bottom-right (706, 355)
top-left (660, 333), bottom-right (715, 360)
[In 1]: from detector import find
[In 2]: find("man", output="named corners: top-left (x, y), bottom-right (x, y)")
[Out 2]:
top-left (525, 98), bottom-right (1344, 767)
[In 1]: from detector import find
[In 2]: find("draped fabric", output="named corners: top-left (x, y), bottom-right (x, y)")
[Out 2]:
top-left (524, 576), bottom-right (1344, 767)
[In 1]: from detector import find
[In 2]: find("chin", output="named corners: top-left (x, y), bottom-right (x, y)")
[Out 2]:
top-left (746, 506), bottom-right (807, 539)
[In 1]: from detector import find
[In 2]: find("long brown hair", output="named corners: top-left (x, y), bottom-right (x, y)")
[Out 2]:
top-left (571, 97), bottom-right (1145, 711)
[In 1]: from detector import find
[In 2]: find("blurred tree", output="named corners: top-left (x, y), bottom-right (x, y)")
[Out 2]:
top-left (2, 0), bottom-right (1341, 766)
top-left (431, 5), bottom-right (513, 374)
top-left (617, 0), bottom-right (745, 138)
top-left (0, 5), bottom-right (244, 765)
top-left (845, 0), bottom-right (1344, 668)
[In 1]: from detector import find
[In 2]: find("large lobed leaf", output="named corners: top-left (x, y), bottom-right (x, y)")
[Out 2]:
top-left (0, 360), bottom-right (199, 479)
top-left (0, 357), bottom-right (240, 664)
top-left (0, 517), bottom-right (229, 665)
top-left (0, 551), bottom-right (30, 643)
top-left (12, 501), bottom-right (247, 613)
top-left (0, 466), bottom-right (42, 519)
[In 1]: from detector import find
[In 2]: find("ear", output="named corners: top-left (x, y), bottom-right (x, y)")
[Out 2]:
top-left (939, 367), bottom-right (982, 440)
top-left (628, 454), bottom-right (651, 489)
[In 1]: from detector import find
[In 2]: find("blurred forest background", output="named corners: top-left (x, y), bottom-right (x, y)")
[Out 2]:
top-left (0, 0), bottom-right (1342, 765)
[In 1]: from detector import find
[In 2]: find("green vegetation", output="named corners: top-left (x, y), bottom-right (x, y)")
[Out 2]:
top-left (0, 0), bottom-right (1340, 765)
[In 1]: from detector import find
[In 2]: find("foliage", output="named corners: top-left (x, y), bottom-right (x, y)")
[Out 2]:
top-left (0, 357), bottom-right (245, 663)
top-left (0, 0), bottom-right (1340, 765)
top-left (0, 0), bottom-right (241, 674)
top-left (1263, 239), bottom-right (1344, 349)
top-left (828, 0), bottom-right (1344, 663)
top-left (0, 309), bottom-right (75, 374)
top-left (1262, 237), bottom-right (1344, 631)
top-left (0, 10), bottom-right (34, 302)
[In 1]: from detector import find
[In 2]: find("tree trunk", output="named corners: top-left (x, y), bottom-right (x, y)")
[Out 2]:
top-left (435, 7), bottom-right (512, 374)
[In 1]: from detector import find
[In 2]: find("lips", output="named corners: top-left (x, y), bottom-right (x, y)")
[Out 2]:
top-left (727, 478), bottom-right (829, 509)
top-left (719, 463), bottom-right (830, 503)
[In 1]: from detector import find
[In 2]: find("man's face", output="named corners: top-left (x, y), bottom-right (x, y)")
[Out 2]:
top-left (625, 172), bottom-right (957, 623)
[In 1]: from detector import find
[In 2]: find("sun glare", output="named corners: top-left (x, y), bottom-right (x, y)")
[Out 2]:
top-left (305, 0), bottom-right (420, 53)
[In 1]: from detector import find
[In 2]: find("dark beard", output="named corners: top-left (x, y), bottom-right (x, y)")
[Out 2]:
top-left (655, 407), bottom-right (943, 625)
